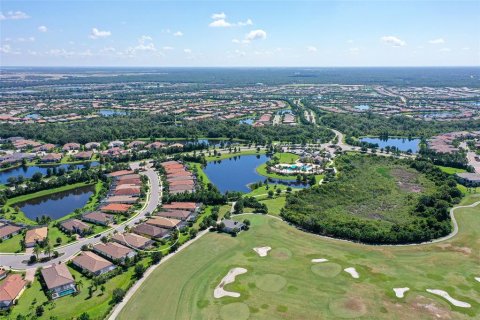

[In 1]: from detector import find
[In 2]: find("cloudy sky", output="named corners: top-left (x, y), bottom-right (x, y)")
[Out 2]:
top-left (1, 0), bottom-right (479, 67)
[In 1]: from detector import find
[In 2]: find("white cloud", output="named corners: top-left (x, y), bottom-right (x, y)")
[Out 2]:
top-left (173, 31), bottom-right (183, 37)
top-left (348, 47), bottom-right (360, 54)
top-left (245, 29), bottom-right (267, 42)
top-left (237, 19), bottom-right (253, 27)
top-left (184, 48), bottom-right (192, 54)
top-left (139, 35), bottom-right (153, 43)
top-left (162, 46), bottom-right (174, 51)
top-left (439, 47), bottom-right (451, 52)
top-left (0, 11), bottom-right (30, 20)
top-left (17, 37), bottom-right (35, 42)
top-left (38, 25), bottom-right (48, 32)
top-left (307, 46), bottom-right (317, 52)
top-left (232, 39), bottom-right (241, 44)
top-left (380, 35), bottom-right (406, 47)
top-left (0, 44), bottom-right (11, 53)
top-left (89, 28), bottom-right (111, 39)
top-left (209, 13), bottom-right (253, 28)
top-left (209, 19), bottom-right (232, 28)
top-left (211, 12), bottom-right (226, 20)
top-left (428, 38), bottom-right (445, 44)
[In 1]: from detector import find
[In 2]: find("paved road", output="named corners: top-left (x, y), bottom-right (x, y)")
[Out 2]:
top-left (0, 163), bottom-right (162, 270)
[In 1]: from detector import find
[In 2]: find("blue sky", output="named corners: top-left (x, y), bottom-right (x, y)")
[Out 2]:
top-left (1, 1), bottom-right (479, 66)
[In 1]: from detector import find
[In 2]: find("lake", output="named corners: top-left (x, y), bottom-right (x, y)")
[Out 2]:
top-left (0, 162), bottom-right (99, 184)
top-left (17, 185), bottom-right (95, 221)
top-left (360, 137), bottom-right (420, 153)
top-left (203, 154), bottom-right (308, 193)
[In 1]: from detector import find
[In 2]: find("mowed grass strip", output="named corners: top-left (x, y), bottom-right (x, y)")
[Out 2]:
top-left (118, 193), bottom-right (480, 320)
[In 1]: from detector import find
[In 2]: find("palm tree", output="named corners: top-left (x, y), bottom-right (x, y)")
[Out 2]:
top-left (44, 244), bottom-right (52, 259)
top-left (76, 279), bottom-right (83, 292)
top-left (33, 243), bottom-right (42, 260)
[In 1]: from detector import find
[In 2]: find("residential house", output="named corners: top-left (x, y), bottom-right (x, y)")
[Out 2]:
top-left (93, 242), bottom-right (136, 263)
top-left (72, 251), bottom-right (116, 276)
top-left (82, 211), bottom-right (114, 226)
top-left (24, 227), bottom-right (48, 248)
top-left (108, 140), bottom-right (124, 148)
top-left (100, 203), bottom-right (132, 214)
top-left (127, 140), bottom-right (146, 149)
top-left (62, 143), bottom-right (81, 151)
top-left (146, 217), bottom-right (182, 229)
top-left (85, 142), bottom-right (101, 150)
top-left (40, 153), bottom-right (62, 163)
top-left (112, 232), bottom-right (153, 250)
top-left (41, 264), bottom-right (77, 299)
top-left (74, 151), bottom-right (93, 160)
top-left (0, 225), bottom-right (22, 240)
top-left (456, 172), bottom-right (480, 187)
top-left (132, 223), bottom-right (170, 239)
top-left (156, 210), bottom-right (193, 221)
top-left (59, 219), bottom-right (91, 235)
top-left (0, 274), bottom-right (27, 310)
top-left (221, 219), bottom-right (246, 233)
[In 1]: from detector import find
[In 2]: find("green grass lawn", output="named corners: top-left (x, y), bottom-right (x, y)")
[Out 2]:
top-left (273, 152), bottom-right (299, 164)
top-left (259, 196), bottom-right (286, 216)
top-left (9, 259), bottom-right (146, 320)
top-left (187, 162), bottom-right (211, 187)
top-left (0, 233), bottom-right (23, 253)
top-left (438, 166), bottom-right (467, 175)
top-left (117, 193), bottom-right (480, 320)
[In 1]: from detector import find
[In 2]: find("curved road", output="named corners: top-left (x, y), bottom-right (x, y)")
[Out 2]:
top-left (0, 163), bottom-right (161, 270)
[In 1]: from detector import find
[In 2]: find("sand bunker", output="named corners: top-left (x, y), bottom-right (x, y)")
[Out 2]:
top-left (253, 246), bottom-right (271, 257)
top-left (393, 287), bottom-right (410, 298)
top-left (311, 258), bottom-right (328, 263)
top-left (475, 277), bottom-right (480, 282)
top-left (344, 267), bottom-right (360, 279)
top-left (214, 268), bottom-right (247, 299)
top-left (426, 289), bottom-right (471, 308)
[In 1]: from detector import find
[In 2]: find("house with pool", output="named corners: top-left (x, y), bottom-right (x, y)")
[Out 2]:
top-left (41, 264), bottom-right (77, 299)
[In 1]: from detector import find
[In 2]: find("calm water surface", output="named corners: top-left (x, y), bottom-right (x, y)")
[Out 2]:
top-left (360, 137), bottom-right (420, 153)
top-left (204, 154), bottom-right (308, 193)
top-left (17, 185), bottom-right (95, 221)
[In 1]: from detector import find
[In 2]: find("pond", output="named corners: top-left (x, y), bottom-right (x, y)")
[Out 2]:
top-left (203, 154), bottom-right (308, 193)
top-left (98, 109), bottom-right (127, 116)
top-left (17, 185), bottom-right (95, 221)
top-left (354, 105), bottom-right (370, 110)
top-left (239, 118), bottom-right (254, 125)
top-left (0, 162), bottom-right (99, 184)
top-left (360, 137), bottom-right (420, 153)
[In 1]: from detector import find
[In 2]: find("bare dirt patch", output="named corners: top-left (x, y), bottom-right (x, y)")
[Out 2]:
top-left (391, 168), bottom-right (424, 193)
top-left (409, 295), bottom-right (453, 319)
top-left (329, 297), bottom-right (367, 318)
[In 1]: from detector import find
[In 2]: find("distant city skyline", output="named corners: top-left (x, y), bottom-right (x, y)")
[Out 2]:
top-left (1, 0), bottom-right (479, 67)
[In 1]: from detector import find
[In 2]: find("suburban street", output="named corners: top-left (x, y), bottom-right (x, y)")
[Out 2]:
top-left (0, 162), bottom-right (162, 270)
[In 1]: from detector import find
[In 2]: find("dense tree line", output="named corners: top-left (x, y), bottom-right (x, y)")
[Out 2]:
top-left (281, 155), bottom-right (462, 244)
top-left (320, 112), bottom-right (480, 138)
top-left (0, 115), bottom-right (334, 145)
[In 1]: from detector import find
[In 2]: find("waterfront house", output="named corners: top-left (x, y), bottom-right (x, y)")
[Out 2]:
top-left (85, 142), bottom-right (101, 150)
top-left (82, 211), bottom-right (114, 226)
top-left (40, 153), bottom-right (62, 163)
top-left (62, 143), bottom-right (81, 151)
top-left (100, 203), bottom-right (132, 214)
top-left (59, 219), bottom-right (91, 235)
top-left (0, 225), bottom-right (22, 240)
